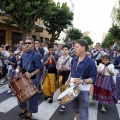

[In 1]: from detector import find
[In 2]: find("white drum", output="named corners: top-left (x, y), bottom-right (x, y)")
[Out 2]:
top-left (58, 86), bottom-right (80, 104)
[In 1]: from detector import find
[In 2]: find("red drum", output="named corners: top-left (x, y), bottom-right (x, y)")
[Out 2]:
top-left (9, 75), bottom-right (39, 103)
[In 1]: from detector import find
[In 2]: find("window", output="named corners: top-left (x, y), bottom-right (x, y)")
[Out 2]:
top-left (12, 32), bottom-right (22, 45)
top-left (45, 38), bottom-right (49, 44)
top-left (32, 35), bottom-right (36, 41)
top-left (40, 37), bottom-right (43, 43)
top-left (0, 29), bottom-right (5, 45)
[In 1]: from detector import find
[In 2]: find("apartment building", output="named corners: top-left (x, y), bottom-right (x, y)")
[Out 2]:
top-left (0, 11), bottom-right (51, 45)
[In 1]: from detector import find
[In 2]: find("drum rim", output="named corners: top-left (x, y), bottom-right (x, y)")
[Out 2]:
top-left (58, 86), bottom-right (80, 100)
top-left (59, 91), bottom-right (80, 104)
top-left (58, 86), bottom-right (75, 99)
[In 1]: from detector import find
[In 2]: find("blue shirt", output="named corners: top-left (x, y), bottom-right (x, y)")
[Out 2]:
top-left (19, 49), bottom-right (43, 72)
top-left (71, 55), bottom-right (97, 83)
top-left (38, 47), bottom-right (45, 58)
top-left (8, 55), bottom-right (17, 68)
top-left (114, 56), bottom-right (120, 69)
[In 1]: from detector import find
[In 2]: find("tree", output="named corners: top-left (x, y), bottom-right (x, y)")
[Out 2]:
top-left (109, 24), bottom-right (120, 42)
top-left (82, 36), bottom-right (94, 45)
top-left (68, 27), bottom-right (83, 41)
top-left (0, 0), bottom-right (51, 42)
top-left (102, 33), bottom-right (114, 48)
top-left (115, 1), bottom-right (120, 25)
top-left (41, 2), bottom-right (74, 44)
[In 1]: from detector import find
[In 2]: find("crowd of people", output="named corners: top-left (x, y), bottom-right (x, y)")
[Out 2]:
top-left (0, 37), bottom-right (120, 120)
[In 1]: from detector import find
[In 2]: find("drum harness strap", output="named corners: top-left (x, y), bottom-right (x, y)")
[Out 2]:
top-left (74, 60), bottom-right (87, 89)
top-left (71, 62), bottom-right (87, 97)
top-left (79, 63), bottom-right (87, 79)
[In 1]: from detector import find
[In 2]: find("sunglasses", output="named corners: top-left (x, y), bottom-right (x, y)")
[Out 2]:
top-left (25, 42), bottom-right (32, 45)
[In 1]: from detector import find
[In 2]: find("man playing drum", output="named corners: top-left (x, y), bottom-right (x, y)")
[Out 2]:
top-left (65, 39), bottom-right (97, 120)
top-left (17, 37), bottom-right (43, 119)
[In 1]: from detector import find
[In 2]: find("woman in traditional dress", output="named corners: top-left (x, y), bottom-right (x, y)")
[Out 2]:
top-left (94, 55), bottom-right (117, 112)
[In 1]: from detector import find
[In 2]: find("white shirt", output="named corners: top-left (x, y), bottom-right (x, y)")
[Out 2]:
top-left (97, 63), bottom-right (115, 76)
top-left (43, 47), bottom-right (49, 55)
top-left (92, 50), bottom-right (105, 60)
top-left (56, 55), bottom-right (72, 71)
top-left (70, 78), bottom-right (90, 91)
top-left (4, 51), bottom-right (9, 58)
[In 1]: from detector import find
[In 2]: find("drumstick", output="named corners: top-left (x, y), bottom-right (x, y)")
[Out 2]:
top-left (61, 85), bottom-right (69, 88)
top-left (60, 81), bottom-right (73, 88)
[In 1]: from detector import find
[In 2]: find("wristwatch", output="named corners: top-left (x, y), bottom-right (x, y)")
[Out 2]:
top-left (82, 79), bottom-right (86, 85)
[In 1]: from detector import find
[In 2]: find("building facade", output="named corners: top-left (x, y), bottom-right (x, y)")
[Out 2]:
top-left (83, 31), bottom-right (93, 41)
top-left (0, 16), bottom-right (51, 46)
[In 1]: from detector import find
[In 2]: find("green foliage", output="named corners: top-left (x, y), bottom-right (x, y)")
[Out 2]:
top-left (109, 24), bottom-right (120, 42)
top-left (102, 24), bottom-right (120, 49)
top-left (68, 28), bottom-right (83, 41)
top-left (115, 1), bottom-right (120, 25)
top-left (102, 33), bottom-right (115, 48)
top-left (0, 0), bottom-right (51, 41)
top-left (41, 2), bottom-right (74, 43)
top-left (1, 18), bottom-right (14, 26)
top-left (82, 36), bottom-right (94, 45)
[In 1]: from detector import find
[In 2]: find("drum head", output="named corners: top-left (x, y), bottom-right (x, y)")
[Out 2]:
top-left (58, 86), bottom-right (75, 100)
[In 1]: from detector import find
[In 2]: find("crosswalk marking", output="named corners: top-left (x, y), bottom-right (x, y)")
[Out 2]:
top-left (89, 101), bottom-right (98, 120)
top-left (0, 84), bottom-right (120, 120)
top-left (0, 84), bottom-right (9, 93)
top-left (32, 89), bottom-right (60, 120)
top-left (0, 96), bottom-right (18, 113)
top-left (116, 104), bottom-right (120, 118)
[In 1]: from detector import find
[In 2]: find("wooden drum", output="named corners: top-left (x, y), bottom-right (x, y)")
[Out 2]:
top-left (9, 75), bottom-right (39, 103)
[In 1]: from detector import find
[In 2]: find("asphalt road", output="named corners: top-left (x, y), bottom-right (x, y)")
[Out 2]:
top-left (0, 82), bottom-right (120, 120)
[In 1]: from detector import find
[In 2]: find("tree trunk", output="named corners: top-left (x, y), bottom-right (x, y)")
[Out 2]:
top-left (22, 30), bottom-right (27, 43)
top-left (50, 33), bottom-right (55, 44)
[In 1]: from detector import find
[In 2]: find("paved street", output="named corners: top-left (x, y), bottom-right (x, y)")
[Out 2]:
top-left (0, 82), bottom-right (120, 120)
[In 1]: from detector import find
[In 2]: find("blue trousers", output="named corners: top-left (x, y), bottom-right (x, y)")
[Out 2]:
top-left (72, 91), bottom-right (89, 120)
top-left (36, 71), bottom-right (43, 89)
top-left (116, 72), bottom-right (120, 100)
top-left (9, 68), bottom-right (15, 81)
top-left (19, 79), bottom-right (38, 113)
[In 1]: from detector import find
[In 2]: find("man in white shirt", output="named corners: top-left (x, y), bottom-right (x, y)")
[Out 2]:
top-left (92, 43), bottom-right (105, 65)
